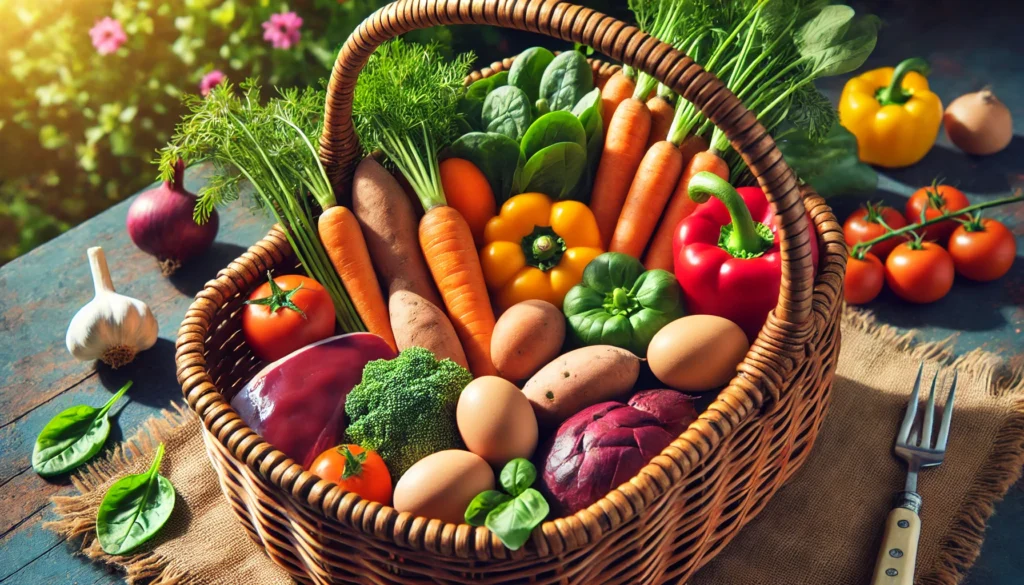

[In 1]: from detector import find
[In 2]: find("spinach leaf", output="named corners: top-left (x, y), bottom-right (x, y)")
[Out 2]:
top-left (776, 123), bottom-right (877, 198)
top-left (540, 51), bottom-right (593, 112)
top-left (450, 132), bottom-right (522, 203)
top-left (96, 443), bottom-right (176, 555)
top-left (499, 458), bottom-right (537, 497)
top-left (572, 88), bottom-right (601, 122)
top-left (521, 111), bottom-right (587, 161)
top-left (484, 488), bottom-right (549, 551)
top-left (509, 47), bottom-right (555, 103)
top-left (32, 381), bottom-right (132, 477)
top-left (574, 89), bottom-right (604, 202)
top-left (482, 86), bottom-right (534, 141)
top-left (464, 490), bottom-right (512, 526)
top-left (520, 142), bottom-right (587, 200)
top-left (466, 71), bottom-right (509, 101)
top-left (460, 72), bottom-right (510, 132)
top-left (798, 9), bottom-right (880, 77)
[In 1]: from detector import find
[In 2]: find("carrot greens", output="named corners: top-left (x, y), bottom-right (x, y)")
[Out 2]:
top-left (351, 39), bottom-right (474, 211)
top-left (157, 80), bottom-right (363, 332)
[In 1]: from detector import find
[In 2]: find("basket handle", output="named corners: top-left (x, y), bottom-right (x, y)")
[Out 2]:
top-left (319, 0), bottom-right (815, 332)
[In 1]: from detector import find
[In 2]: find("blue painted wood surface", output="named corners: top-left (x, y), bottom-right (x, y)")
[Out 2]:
top-left (1, 4), bottom-right (1021, 584)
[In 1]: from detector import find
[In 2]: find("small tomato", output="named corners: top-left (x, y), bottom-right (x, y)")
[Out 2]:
top-left (905, 180), bottom-right (970, 242)
top-left (948, 216), bottom-right (1017, 282)
top-left (885, 239), bottom-right (955, 304)
top-left (242, 273), bottom-right (335, 362)
top-left (844, 252), bottom-right (885, 305)
top-left (310, 444), bottom-right (393, 505)
top-left (843, 202), bottom-right (907, 259)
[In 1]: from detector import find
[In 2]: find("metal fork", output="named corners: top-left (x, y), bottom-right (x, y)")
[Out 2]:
top-left (871, 364), bottom-right (958, 585)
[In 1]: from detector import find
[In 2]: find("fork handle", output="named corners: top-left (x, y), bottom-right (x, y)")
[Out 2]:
top-left (870, 492), bottom-right (922, 585)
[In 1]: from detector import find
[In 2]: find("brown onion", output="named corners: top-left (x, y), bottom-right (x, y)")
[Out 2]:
top-left (126, 160), bottom-right (218, 275)
top-left (943, 89), bottom-right (1013, 155)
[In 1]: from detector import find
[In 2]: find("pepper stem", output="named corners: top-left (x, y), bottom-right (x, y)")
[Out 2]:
top-left (688, 172), bottom-right (773, 259)
top-left (520, 226), bottom-right (567, 271)
top-left (876, 57), bottom-right (930, 106)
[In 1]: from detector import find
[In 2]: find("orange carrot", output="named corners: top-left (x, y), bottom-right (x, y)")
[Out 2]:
top-left (439, 158), bottom-right (496, 248)
top-left (643, 149), bottom-right (730, 272)
top-left (645, 97), bottom-right (676, 150)
top-left (609, 141), bottom-right (685, 258)
top-left (318, 206), bottom-right (397, 351)
top-left (600, 71), bottom-right (637, 130)
top-left (590, 98), bottom-right (653, 248)
top-left (419, 205), bottom-right (497, 377)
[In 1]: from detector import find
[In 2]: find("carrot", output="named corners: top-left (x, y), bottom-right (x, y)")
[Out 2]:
top-left (590, 98), bottom-right (653, 248)
top-left (439, 158), bottom-right (496, 248)
top-left (643, 149), bottom-right (730, 272)
top-left (600, 71), bottom-right (637, 130)
top-left (419, 205), bottom-right (497, 377)
top-left (609, 141), bottom-right (685, 258)
top-left (351, 158), bottom-right (440, 306)
top-left (645, 96), bottom-right (676, 150)
top-left (318, 205), bottom-right (397, 351)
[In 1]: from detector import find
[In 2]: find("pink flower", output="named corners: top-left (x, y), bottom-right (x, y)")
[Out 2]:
top-left (262, 12), bottom-right (303, 50)
top-left (199, 70), bottom-right (227, 97)
top-left (89, 17), bottom-right (127, 56)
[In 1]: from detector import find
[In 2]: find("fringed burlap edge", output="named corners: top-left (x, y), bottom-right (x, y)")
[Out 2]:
top-left (843, 307), bottom-right (1024, 585)
top-left (45, 311), bottom-right (1024, 585)
top-left (44, 403), bottom-right (203, 585)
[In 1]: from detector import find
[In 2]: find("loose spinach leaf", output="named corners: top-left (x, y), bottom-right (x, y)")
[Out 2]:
top-left (460, 72), bottom-right (511, 132)
top-left (571, 88), bottom-right (601, 121)
top-left (465, 490), bottom-right (512, 526)
top-left (96, 443), bottom-right (176, 555)
top-left (798, 9), bottom-right (881, 77)
top-left (540, 51), bottom-right (593, 112)
top-left (466, 71), bottom-right (509, 101)
top-left (520, 142), bottom-right (587, 200)
top-left (776, 123), bottom-right (878, 198)
top-left (482, 86), bottom-right (534, 141)
top-left (484, 488), bottom-right (550, 550)
top-left (521, 111), bottom-right (587, 161)
top-left (450, 132), bottom-right (522, 203)
top-left (32, 381), bottom-right (133, 477)
top-left (575, 89), bottom-right (604, 201)
top-left (509, 47), bottom-right (555, 103)
top-left (499, 458), bottom-right (537, 497)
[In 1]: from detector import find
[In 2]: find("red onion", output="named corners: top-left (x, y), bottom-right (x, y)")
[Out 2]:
top-left (126, 160), bottom-right (218, 275)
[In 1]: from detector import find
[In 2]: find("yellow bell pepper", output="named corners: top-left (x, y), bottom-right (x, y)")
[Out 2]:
top-left (481, 193), bottom-right (603, 311)
top-left (839, 58), bottom-right (943, 168)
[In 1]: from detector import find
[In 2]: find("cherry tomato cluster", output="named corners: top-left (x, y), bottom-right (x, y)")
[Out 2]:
top-left (843, 182), bottom-right (1018, 305)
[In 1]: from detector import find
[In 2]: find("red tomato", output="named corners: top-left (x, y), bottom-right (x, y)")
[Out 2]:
top-left (947, 218), bottom-right (1017, 281)
top-left (844, 253), bottom-right (885, 305)
top-left (843, 202), bottom-right (908, 259)
top-left (310, 444), bottom-right (393, 505)
top-left (885, 241), bottom-right (955, 304)
top-left (905, 182), bottom-right (970, 243)
top-left (242, 274), bottom-right (336, 362)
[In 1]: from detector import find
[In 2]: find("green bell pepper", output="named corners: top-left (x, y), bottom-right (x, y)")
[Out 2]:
top-left (562, 252), bottom-right (685, 357)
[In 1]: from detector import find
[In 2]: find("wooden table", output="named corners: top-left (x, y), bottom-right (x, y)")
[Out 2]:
top-left (2, 14), bottom-right (1022, 585)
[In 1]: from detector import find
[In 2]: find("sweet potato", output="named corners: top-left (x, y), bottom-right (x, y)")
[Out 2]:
top-left (522, 345), bottom-right (640, 428)
top-left (388, 290), bottom-right (468, 369)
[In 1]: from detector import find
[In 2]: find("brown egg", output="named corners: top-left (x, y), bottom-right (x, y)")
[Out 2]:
top-left (457, 376), bottom-right (538, 466)
top-left (392, 450), bottom-right (494, 524)
top-left (491, 300), bottom-right (566, 382)
top-left (647, 315), bottom-right (749, 392)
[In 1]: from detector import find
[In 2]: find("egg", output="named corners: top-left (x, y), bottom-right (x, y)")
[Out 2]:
top-left (457, 376), bottom-right (538, 466)
top-left (392, 450), bottom-right (494, 524)
top-left (491, 300), bottom-right (566, 382)
top-left (647, 315), bottom-right (749, 392)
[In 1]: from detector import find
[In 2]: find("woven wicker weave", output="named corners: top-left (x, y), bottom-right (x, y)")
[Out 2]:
top-left (175, 1), bottom-right (848, 583)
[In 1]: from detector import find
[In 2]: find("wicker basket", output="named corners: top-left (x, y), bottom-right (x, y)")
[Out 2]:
top-left (175, 1), bottom-right (847, 583)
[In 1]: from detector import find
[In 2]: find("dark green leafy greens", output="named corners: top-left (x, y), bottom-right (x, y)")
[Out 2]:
top-left (464, 458), bottom-right (549, 551)
top-left (540, 51), bottom-right (593, 112)
top-left (520, 142), bottom-right (587, 200)
top-left (776, 123), bottom-right (878, 197)
top-left (521, 112), bottom-right (587, 161)
top-left (508, 47), bottom-right (555, 103)
top-left (96, 443), bottom-right (176, 555)
top-left (482, 86), bottom-right (534, 141)
top-left (450, 133), bottom-right (522, 203)
top-left (32, 381), bottom-right (133, 477)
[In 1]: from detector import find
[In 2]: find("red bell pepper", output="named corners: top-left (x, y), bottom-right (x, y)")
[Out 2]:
top-left (672, 172), bottom-right (819, 341)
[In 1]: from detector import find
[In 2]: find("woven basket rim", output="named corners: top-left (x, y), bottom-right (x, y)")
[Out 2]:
top-left (177, 7), bottom-right (848, 559)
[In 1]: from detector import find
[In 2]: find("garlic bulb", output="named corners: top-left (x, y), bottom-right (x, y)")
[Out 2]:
top-left (66, 247), bottom-right (159, 368)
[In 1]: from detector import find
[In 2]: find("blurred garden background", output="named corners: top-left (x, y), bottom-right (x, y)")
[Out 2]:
top-left (0, 0), bottom-right (631, 265)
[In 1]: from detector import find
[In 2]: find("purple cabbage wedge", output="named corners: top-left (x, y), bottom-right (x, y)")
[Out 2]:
top-left (537, 389), bottom-right (698, 515)
top-left (230, 333), bottom-right (396, 469)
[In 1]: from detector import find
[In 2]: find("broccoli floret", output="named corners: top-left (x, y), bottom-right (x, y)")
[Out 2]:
top-left (345, 347), bottom-right (472, 478)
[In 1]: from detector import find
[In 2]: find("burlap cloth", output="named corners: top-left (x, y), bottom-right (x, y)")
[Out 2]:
top-left (48, 310), bottom-right (1024, 585)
